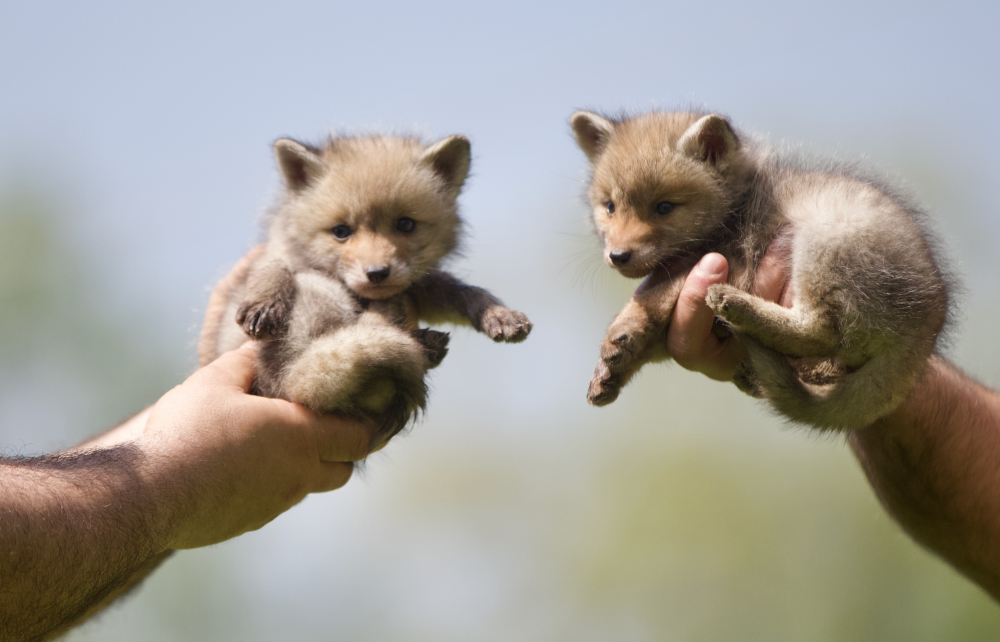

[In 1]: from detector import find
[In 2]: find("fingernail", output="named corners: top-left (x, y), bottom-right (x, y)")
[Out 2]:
top-left (696, 253), bottom-right (727, 279)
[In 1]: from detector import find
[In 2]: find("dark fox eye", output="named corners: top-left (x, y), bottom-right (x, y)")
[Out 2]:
top-left (605, 201), bottom-right (615, 215)
top-left (396, 217), bottom-right (416, 233)
top-left (656, 201), bottom-right (676, 216)
top-left (331, 224), bottom-right (352, 240)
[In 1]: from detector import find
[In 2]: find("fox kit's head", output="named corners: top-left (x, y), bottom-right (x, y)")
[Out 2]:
top-left (571, 111), bottom-right (751, 278)
top-left (271, 134), bottom-right (469, 299)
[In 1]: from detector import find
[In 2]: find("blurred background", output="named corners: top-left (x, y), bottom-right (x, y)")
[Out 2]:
top-left (3, 1), bottom-right (1000, 639)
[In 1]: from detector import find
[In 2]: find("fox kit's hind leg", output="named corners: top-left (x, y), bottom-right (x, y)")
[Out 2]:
top-left (732, 359), bottom-right (764, 398)
top-left (411, 328), bottom-right (450, 369)
top-left (706, 284), bottom-right (843, 401)
top-left (282, 323), bottom-right (429, 443)
top-left (706, 284), bottom-right (840, 357)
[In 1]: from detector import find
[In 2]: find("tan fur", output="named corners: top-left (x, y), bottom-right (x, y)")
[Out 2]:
top-left (571, 110), bottom-right (951, 430)
top-left (203, 133), bottom-right (532, 449)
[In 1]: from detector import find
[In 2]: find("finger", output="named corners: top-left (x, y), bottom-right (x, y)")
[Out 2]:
top-left (667, 253), bottom-right (729, 364)
top-left (197, 342), bottom-right (259, 392)
top-left (241, 393), bottom-right (373, 461)
top-left (311, 461), bottom-right (355, 493)
top-left (306, 413), bottom-right (373, 463)
top-left (752, 246), bottom-right (790, 305)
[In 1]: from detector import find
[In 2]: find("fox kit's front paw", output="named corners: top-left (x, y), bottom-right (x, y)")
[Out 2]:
top-left (598, 313), bottom-right (651, 367)
top-left (587, 360), bottom-right (623, 406)
top-left (481, 306), bottom-right (532, 343)
top-left (412, 328), bottom-right (451, 369)
top-left (587, 314), bottom-right (652, 406)
top-left (237, 299), bottom-right (291, 339)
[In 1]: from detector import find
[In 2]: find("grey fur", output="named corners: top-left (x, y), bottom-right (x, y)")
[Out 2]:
top-left (206, 134), bottom-right (532, 449)
top-left (572, 110), bottom-right (951, 430)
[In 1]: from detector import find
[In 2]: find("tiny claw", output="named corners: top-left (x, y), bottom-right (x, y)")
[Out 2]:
top-left (587, 378), bottom-right (620, 406)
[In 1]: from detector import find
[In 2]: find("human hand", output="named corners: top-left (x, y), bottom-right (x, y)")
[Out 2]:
top-left (666, 248), bottom-right (790, 382)
top-left (137, 342), bottom-right (373, 550)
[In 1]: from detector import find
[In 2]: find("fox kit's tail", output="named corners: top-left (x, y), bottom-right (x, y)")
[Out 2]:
top-left (742, 338), bottom-right (929, 430)
top-left (282, 324), bottom-right (436, 447)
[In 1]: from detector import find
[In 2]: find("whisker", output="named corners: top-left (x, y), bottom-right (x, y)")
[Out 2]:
top-left (549, 172), bottom-right (590, 186)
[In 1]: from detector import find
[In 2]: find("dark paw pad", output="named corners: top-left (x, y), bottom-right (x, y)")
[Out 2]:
top-left (412, 328), bottom-right (451, 369)
top-left (733, 361), bottom-right (763, 398)
top-left (237, 299), bottom-right (290, 339)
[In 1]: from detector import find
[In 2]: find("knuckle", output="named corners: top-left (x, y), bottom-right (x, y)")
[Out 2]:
top-left (327, 463), bottom-right (354, 490)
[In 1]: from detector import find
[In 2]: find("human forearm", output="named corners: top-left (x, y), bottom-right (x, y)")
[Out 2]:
top-left (75, 407), bottom-right (151, 451)
top-left (0, 447), bottom-right (169, 641)
top-left (849, 356), bottom-right (1000, 598)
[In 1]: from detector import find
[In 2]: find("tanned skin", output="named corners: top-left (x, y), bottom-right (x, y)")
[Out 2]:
top-left (0, 344), bottom-right (372, 641)
top-left (673, 251), bottom-right (1000, 601)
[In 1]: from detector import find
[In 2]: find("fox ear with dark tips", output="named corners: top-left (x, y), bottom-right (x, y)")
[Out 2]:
top-left (421, 135), bottom-right (471, 195)
top-left (274, 139), bottom-right (327, 191)
top-left (678, 114), bottom-right (740, 171)
top-left (571, 111), bottom-right (616, 162)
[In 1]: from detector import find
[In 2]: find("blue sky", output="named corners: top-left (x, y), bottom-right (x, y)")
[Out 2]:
top-left (4, 2), bottom-right (998, 344)
top-left (4, 2), bottom-right (1000, 639)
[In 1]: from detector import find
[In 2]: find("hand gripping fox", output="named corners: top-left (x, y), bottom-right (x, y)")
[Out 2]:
top-left (571, 110), bottom-right (951, 430)
top-left (200, 134), bottom-right (532, 449)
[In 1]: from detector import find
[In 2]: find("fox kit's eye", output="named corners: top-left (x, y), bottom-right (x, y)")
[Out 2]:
top-left (331, 224), bottom-right (352, 240)
top-left (655, 201), bottom-right (676, 216)
top-left (396, 217), bottom-right (416, 233)
top-left (605, 201), bottom-right (615, 215)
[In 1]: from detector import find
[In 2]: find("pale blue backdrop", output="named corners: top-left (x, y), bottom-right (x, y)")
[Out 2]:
top-left (3, 1), bottom-right (1000, 640)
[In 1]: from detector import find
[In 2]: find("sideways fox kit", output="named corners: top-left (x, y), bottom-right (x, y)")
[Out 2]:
top-left (571, 110), bottom-right (950, 430)
top-left (202, 133), bottom-right (532, 449)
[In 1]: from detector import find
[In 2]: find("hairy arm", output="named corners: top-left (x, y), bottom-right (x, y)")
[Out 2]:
top-left (849, 359), bottom-right (1000, 598)
top-left (670, 251), bottom-right (1000, 600)
top-left (0, 447), bottom-right (169, 641)
top-left (408, 269), bottom-right (531, 343)
top-left (0, 345), bottom-right (371, 641)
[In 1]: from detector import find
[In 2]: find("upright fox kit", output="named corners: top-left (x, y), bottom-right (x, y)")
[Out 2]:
top-left (202, 134), bottom-right (532, 449)
top-left (571, 110), bottom-right (950, 430)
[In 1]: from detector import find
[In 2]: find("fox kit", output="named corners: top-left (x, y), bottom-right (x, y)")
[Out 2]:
top-left (571, 110), bottom-right (950, 430)
top-left (201, 133), bottom-right (532, 449)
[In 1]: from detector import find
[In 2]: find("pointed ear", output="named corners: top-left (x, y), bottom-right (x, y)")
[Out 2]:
top-left (571, 111), bottom-right (615, 162)
top-left (273, 138), bottom-right (327, 191)
top-left (678, 115), bottom-right (740, 170)
top-left (421, 135), bottom-right (471, 194)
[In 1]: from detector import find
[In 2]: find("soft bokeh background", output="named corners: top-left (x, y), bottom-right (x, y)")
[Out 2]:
top-left (3, 1), bottom-right (1000, 639)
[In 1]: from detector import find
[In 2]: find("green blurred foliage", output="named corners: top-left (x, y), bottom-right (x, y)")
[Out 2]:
top-left (2, 180), bottom-right (998, 639)
top-left (0, 190), bottom-right (179, 449)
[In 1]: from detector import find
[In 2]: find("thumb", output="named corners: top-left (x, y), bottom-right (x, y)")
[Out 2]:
top-left (199, 341), bottom-right (259, 391)
top-left (668, 253), bottom-right (729, 358)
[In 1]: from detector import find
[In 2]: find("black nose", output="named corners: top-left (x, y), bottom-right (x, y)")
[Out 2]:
top-left (366, 265), bottom-right (391, 284)
top-left (609, 250), bottom-right (632, 267)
